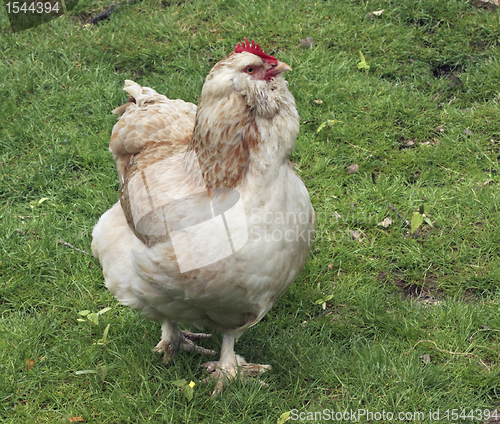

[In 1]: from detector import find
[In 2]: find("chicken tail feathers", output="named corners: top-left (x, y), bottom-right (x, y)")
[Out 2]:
top-left (112, 80), bottom-right (166, 115)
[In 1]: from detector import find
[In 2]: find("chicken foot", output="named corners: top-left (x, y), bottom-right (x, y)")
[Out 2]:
top-left (153, 320), bottom-right (217, 363)
top-left (201, 332), bottom-right (272, 395)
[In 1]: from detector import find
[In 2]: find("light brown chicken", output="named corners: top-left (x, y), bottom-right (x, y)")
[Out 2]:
top-left (92, 38), bottom-right (315, 394)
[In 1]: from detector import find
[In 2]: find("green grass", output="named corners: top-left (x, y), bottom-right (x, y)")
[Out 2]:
top-left (2, 0), bottom-right (500, 422)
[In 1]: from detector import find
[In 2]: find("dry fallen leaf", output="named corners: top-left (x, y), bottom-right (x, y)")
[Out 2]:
top-left (401, 140), bottom-right (415, 148)
top-left (473, 0), bottom-right (498, 11)
top-left (449, 72), bottom-right (462, 88)
top-left (25, 359), bottom-right (35, 370)
top-left (434, 124), bottom-right (445, 133)
top-left (464, 128), bottom-right (472, 136)
top-left (328, 263), bottom-right (334, 269)
top-left (314, 99), bottom-right (323, 105)
top-left (65, 417), bottom-right (84, 423)
top-left (421, 138), bottom-right (440, 146)
top-left (300, 36), bottom-right (314, 49)
top-left (377, 217), bottom-right (393, 228)
top-left (350, 230), bottom-right (365, 241)
top-left (420, 354), bottom-right (431, 364)
top-left (347, 164), bottom-right (359, 174)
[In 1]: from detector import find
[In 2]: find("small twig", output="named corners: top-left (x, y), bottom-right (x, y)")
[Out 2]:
top-left (388, 203), bottom-right (410, 225)
top-left (83, 0), bottom-right (141, 26)
top-left (404, 339), bottom-right (491, 373)
top-left (15, 214), bottom-right (46, 219)
top-left (404, 339), bottom-right (472, 356)
top-left (59, 239), bottom-right (89, 255)
top-left (84, 4), bottom-right (117, 25)
top-left (432, 161), bottom-right (463, 175)
top-left (345, 140), bottom-right (375, 153)
top-left (469, 328), bottom-right (500, 343)
top-left (478, 359), bottom-right (491, 374)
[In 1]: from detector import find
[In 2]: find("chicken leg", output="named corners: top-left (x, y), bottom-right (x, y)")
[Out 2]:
top-left (201, 332), bottom-right (272, 395)
top-left (153, 319), bottom-right (217, 363)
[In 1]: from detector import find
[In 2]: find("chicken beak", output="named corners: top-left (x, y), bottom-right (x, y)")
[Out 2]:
top-left (267, 61), bottom-right (292, 76)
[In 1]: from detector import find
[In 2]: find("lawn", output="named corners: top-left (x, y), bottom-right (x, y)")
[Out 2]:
top-left (1, 0), bottom-right (500, 422)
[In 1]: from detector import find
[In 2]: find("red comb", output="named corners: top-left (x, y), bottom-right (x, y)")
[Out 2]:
top-left (234, 38), bottom-right (278, 64)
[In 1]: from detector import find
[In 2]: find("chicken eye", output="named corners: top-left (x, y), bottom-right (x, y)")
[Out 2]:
top-left (246, 67), bottom-right (254, 74)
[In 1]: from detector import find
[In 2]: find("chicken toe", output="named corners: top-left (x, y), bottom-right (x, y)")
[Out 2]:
top-left (201, 356), bottom-right (272, 395)
top-left (179, 330), bottom-right (218, 356)
top-left (153, 321), bottom-right (217, 363)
